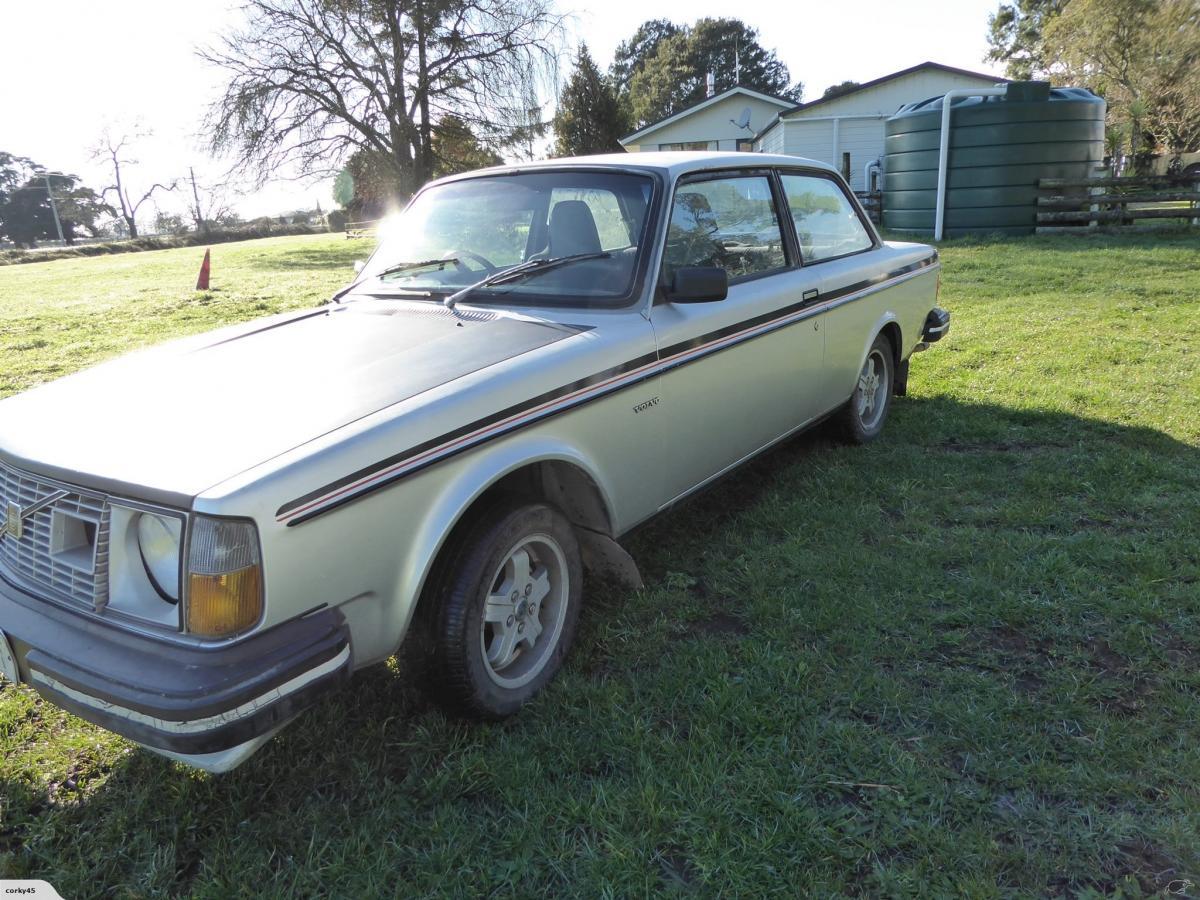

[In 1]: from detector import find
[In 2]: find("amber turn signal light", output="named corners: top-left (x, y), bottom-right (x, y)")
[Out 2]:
top-left (185, 516), bottom-right (264, 637)
top-left (186, 566), bottom-right (263, 636)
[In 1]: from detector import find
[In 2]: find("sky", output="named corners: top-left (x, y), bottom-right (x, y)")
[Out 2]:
top-left (0, 0), bottom-right (1005, 225)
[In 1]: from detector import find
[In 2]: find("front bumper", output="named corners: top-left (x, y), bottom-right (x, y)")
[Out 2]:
top-left (0, 575), bottom-right (350, 760)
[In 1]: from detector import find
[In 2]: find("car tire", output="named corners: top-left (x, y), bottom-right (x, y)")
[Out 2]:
top-left (834, 333), bottom-right (895, 444)
top-left (426, 501), bottom-right (583, 720)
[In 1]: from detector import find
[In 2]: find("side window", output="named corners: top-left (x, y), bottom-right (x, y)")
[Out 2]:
top-left (663, 175), bottom-right (787, 283)
top-left (549, 187), bottom-right (633, 251)
top-left (780, 174), bottom-right (874, 262)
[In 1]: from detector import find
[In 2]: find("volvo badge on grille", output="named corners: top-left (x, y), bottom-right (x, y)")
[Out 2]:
top-left (2, 490), bottom-right (70, 542)
top-left (3, 501), bottom-right (19, 541)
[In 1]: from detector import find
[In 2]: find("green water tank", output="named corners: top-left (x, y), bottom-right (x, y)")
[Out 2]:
top-left (882, 82), bottom-right (1106, 236)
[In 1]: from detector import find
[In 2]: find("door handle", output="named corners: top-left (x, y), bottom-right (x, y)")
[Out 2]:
top-left (802, 289), bottom-right (820, 304)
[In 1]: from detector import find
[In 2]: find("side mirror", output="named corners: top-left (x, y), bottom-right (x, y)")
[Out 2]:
top-left (668, 266), bottom-right (728, 303)
top-left (353, 260), bottom-right (366, 276)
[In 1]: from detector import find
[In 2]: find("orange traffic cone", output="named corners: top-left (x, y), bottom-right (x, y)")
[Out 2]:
top-left (196, 249), bottom-right (211, 290)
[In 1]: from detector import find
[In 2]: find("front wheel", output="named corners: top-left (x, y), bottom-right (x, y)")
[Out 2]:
top-left (427, 502), bottom-right (583, 719)
top-left (834, 334), bottom-right (895, 444)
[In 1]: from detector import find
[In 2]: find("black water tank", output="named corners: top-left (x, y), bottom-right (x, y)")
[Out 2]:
top-left (882, 82), bottom-right (1106, 236)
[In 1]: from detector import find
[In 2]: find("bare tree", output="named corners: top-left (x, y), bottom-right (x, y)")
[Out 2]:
top-left (200, 0), bottom-right (565, 200)
top-left (92, 130), bottom-right (178, 239)
top-left (187, 167), bottom-right (236, 235)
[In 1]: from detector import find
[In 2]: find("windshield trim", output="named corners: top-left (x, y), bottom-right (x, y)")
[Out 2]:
top-left (355, 166), bottom-right (666, 311)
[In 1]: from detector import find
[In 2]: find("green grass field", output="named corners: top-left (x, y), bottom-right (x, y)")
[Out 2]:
top-left (1, 231), bottom-right (1199, 897)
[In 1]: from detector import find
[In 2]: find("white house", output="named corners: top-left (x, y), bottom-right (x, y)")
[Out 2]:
top-left (754, 62), bottom-right (1009, 191)
top-left (620, 86), bottom-right (795, 153)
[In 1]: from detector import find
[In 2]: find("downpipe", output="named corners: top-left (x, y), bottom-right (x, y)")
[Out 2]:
top-left (934, 87), bottom-right (1009, 241)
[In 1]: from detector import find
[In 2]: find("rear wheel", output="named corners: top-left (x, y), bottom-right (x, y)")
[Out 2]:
top-left (426, 501), bottom-right (582, 719)
top-left (835, 333), bottom-right (895, 444)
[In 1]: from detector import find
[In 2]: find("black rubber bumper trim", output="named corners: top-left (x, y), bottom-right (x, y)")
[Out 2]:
top-left (0, 575), bottom-right (351, 753)
top-left (35, 653), bottom-right (351, 754)
top-left (923, 307), bottom-right (951, 342)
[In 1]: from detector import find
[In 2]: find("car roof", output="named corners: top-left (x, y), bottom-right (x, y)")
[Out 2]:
top-left (428, 151), bottom-right (840, 188)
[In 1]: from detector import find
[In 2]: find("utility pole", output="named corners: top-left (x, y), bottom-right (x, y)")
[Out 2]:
top-left (189, 167), bottom-right (207, 235)
top-left (40, 171), bottom-right (65, 244)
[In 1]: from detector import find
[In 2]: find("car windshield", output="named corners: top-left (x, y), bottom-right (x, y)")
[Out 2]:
top-left (358, 170), bottom-right (655, 308)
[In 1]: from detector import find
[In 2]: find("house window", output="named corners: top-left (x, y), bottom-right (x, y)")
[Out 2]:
top-left (658, 141), bottom-right (716, 151)
top-left (736, 139), bottom-right (755, 152)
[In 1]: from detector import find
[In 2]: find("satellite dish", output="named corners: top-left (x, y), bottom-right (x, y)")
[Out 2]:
top-left (731, 107), bottom-right (753, 131)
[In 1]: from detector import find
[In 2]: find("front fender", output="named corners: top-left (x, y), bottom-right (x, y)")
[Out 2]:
top-left (385, 433), bottom-right (615, 654)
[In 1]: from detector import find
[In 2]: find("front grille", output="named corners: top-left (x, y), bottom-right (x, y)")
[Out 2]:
top-left (0, 458), bottom-right (109, 611)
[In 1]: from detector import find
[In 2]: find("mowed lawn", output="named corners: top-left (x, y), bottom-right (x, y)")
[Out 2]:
top-left (1, 231), bottom-right (1199, 897)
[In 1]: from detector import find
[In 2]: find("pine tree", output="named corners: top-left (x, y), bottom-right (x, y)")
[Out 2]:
top-left (553, 44), bottom-right (629, 157)
top-left (616, 18), bottom-right (803, 128)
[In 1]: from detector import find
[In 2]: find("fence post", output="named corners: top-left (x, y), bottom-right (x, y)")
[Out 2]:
top-left (1089, 164), bottom-right (1105, 230)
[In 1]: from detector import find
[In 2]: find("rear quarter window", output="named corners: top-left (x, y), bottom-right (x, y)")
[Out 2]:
top-left (780, 173), bottom-right (874, 262)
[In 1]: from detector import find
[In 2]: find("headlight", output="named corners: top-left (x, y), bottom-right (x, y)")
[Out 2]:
top-left (185, 516), bottom-right (263, 637)
top-left (136, 513), bottom-right (182, 602)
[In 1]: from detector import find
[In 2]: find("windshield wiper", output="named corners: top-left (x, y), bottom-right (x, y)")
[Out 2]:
top-left (443, 251), bottom-right (611, 309)
top-left (326, 257), bottom-right (459, 305)
top-left (375, 257), bottom-right (460, 279)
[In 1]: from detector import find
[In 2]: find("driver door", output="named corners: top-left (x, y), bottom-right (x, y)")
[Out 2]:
top-left (649, 170), bottom-right (826, 504)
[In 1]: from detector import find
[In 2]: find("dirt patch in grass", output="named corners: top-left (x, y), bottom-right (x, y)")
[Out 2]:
top-left (1156, 627), bottom-right (1197, 666)
top-left (1087, 639), bottom-right (1128, 675)
top-left (933, 626), bottom-right (1056, 694)
top-left (1112, 840), bottom-right (1186, 893)
top-left (1085, 638), bottom-right (1157, 716)
top-left (1053, 839), bottom-right (1194, 896)
top-left (1012, 672), bottom-right (1045, 694)
top-left (674, 612), bottom-right (750, 640)
top-left (990, 625), bottom-right (1056, 659)
top-left (656, 845), bottom-right (701, 890)
top-left (936, 438), bottom-right (1069, 453)
top-left (984, 626), bottom-right (1057, 690)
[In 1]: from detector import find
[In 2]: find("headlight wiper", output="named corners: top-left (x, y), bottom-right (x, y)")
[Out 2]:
top-left (444, 251), bottom-right (611, 309)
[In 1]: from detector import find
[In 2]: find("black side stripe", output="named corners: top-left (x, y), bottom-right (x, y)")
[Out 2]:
top-left (276, 254), bottom-right (938, 525)
top-left (275, 350), bottom-right (659, 522)
top-left (656, 254), bottom-right (938, 363)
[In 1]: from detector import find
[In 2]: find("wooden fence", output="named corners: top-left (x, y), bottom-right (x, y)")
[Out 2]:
top-left (1036, 173), bottom-right (1200, 233)
top-left (345, 219), bottom-right (380, 239)
top-left (855, 191), bottom-right (882, 225)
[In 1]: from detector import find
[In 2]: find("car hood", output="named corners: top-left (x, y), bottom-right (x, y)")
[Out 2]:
top-left (0, 301), bottom-right (582, 506)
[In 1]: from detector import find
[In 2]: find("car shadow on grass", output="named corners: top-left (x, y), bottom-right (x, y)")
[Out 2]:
top-left (3, 395), bottom-right (1199, 895)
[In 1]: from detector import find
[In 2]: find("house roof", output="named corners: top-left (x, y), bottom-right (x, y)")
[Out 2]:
top-left (751, 61), bottom-right (1011, 144)
top-left (778, 61), bottom-right (1010, 119)
top-left (619, 86), bottom-right (796, 146)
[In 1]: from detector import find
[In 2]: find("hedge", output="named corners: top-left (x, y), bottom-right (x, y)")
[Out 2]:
top-left (0, 223), bottom-right (330, 266)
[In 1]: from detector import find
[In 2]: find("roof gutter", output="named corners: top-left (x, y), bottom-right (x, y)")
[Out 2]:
top-left (934, 86), bottom-right (1009, 240)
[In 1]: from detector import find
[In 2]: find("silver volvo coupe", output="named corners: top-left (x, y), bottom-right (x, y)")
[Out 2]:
top-left (0, 153), bottom-right (949, 771)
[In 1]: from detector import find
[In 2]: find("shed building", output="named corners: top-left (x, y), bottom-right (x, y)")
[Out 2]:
top-left (754, 62), bottom-right (1010, 191)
